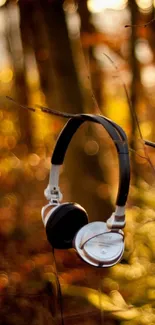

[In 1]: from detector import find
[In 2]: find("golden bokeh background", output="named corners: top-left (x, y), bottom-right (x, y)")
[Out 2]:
top-left (1, 0), bottom-right (155, 324)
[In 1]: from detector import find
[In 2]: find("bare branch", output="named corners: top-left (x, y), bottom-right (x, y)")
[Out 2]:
top-left (144, 140), bottom-right (155, 149)
top-left (6, 96), bottom-right (36, 112)
top-left (125, 18), bottom-right (155, 28)
top-left (36, 104), bottom-right (77, 118)
top-left (6, 96), bottom-right (78, 118)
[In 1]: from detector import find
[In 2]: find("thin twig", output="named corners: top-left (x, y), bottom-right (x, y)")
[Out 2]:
top-left (125, 18), bottom-right (155, 28)
top-left (129, 148), bottom-right (147, 160)
top-left (7, 96), bottom-right (74, 117)
top-left (7, 96), bottom-right (76, 118)
top-left (36, 104), bottom-right (77, 118)
top-left (144, 140), bottom-right (155, 149)
top-left (6, 96), bottom-right (36, 112)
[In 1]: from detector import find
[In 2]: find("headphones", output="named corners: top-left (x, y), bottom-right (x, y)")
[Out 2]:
top-left (41, 114), bottom-right (130, 267)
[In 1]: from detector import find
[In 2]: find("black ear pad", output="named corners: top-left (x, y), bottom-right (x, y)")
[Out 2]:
top-left (46, 203), bottom-right (88, 249)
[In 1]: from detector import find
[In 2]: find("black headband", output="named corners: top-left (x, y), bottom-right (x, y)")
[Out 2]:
top-left (51, 114), bottom-right (130, 207)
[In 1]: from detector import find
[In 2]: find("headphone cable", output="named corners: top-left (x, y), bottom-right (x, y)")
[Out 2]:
top-left (52, 248), bottom-right (64, 325)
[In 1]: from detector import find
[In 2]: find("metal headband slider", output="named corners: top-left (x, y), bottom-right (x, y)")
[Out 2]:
top-left (44, 185), bottom-right (63, 202)
top-left (106, 212), bottom-right (125, 230)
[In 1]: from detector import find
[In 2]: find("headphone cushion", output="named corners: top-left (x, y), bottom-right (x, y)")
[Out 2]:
top-left (46, 203), bottom-right (88, 249)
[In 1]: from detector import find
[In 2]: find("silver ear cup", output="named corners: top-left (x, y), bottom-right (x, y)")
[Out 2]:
top-left (73, 222), bottom-right (124, 267)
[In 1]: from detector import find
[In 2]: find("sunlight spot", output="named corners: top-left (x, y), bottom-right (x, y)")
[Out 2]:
top-left (0, 273), bottom-right (9, 288)
top-left (140, 121), bottom-right (152, 138)
top-left (5, 136), bottom-right (17, 150)
top-left (32, 90), bottom-right (45, 104)
top-left (0, 0), bottom-right (7, 6)
top-left (44, 157), bottom-right (51, 170)
top-left (10, 272), bottom-right (21, 284)
top-left (2, 120), bottom-right (14, 134)
top-left (136, 0), bottom-right (152, 13)
top-left (146, 288), bottom-right (155, 300)
top-left (136, 0), bottom-right (152, 9)
top-left (29, 153), bottom-right (40, 167)
top-left (0, 68), bottom-right (13, 83)
top-left (135, 40), bottom-right (153, 64)
top-left (84, 140), bottom-right (99, 155)
top-left (87, 0), bottom-right (127, 13)
top-left (147, 276), bottom-right (155, 287)
top-left (35, 168), bottom-right (47, 181)
top-left (141, 65), bottom-right (155, 87)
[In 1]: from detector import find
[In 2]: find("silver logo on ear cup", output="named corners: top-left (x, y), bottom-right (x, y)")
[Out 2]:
top-left (101, 248), bottom-right (108, 254)
top-left (74, 221), bottom-right (124, 267)
top-left (83, 232), bottom-right (123, 262)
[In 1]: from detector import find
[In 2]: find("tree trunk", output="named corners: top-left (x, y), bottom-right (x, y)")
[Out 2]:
top-left (78, 0), bottom-right (103, 108)
top-left (7, 1), bottom-right (32, 149)
top-left (19, 0), bottom-right (54, 108)
top-left (128, 0), bottom-right (140, 185)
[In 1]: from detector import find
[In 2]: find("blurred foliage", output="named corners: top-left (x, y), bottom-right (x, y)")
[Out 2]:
top-left (1, 0), bottom-right (155, 324)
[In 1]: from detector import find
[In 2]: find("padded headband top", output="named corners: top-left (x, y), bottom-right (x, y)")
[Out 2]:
top-left (51, 114), bottom-right (130, 207)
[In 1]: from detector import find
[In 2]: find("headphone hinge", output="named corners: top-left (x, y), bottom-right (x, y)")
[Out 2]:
top-left (44, 185), bottom-right (63, 202)
top-left (106, 212), bottom-right (125, 230)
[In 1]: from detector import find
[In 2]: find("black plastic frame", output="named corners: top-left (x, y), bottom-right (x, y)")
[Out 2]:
top-left (51, 114), bottom-right (130, 206)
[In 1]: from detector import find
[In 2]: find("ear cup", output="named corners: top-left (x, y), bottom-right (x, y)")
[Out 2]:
top-left (45, 203), bottom-right (88, 249)
top-left (74, 222), bottom-right (124, 267)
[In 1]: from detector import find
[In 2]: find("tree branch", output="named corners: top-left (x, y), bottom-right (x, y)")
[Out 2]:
top-left (125, 18), bottom-right (155, 28)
